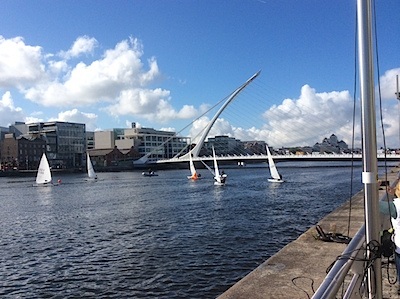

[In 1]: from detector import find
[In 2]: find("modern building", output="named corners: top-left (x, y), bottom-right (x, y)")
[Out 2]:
top-left (86, 131), bottom-right (95, 150)
top-left (242, 141), bottom-right (267, 155)
top-left (27, 121), bottom-right (86, 168)
top-left (0, 126), bottom-right (9, 140)
top-left (94, 123), bottom-right (190, 160)
top-left (8, 121), bottom-right (29, 137)
top-left (204, 135), bottom-right (244, 155)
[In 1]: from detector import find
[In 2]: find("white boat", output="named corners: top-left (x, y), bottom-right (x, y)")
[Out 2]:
top-left (187, 153), bottom-right (200, 180)
top-left (142, 170), bottom-right (158, 176)
top-left (213, 146), bottom-right (227, 186)
top-left (86, 153), bottom-right (98, 180)
top-left (35, 153), bottom-right (52, 186)
top-left (266, 145), bottom-right (284, 183)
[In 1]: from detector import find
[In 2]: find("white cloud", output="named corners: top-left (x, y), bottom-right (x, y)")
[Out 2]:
top-left (0, 35), bottom-right (215, 127)
top-left (177, 105), bottom-right (198, 118)
top-left (25, 38), bottom-right (154, 106)
top-left (380, 104), bottom-right (400, 149)
top-left (190, 116), bottom-right (235, 143)
top-left (106, 88), bottom-right (198, 123)
top-left (48, 108), bottom-right (98, 131)
top-left (379, 68), bottom-right (400, 100)
top-left (0, 36), bottom-right (45, 87)
top-left (189, 85), bottom-right (360, 148)
top-left (0, 91), bottom-right (24, 127)
top-left (24, 116), bottom-right (44, 124)
top-left (21, 36), bottom-right (194, 124)
top-left (60, 36), bottom-right (98, 59)
top-left (48, 60), bottom-right (69, 75)
top-left (260, 85), bottom-right (357, 147)
top-left (107, 88), bottom-right (170, 115)
top-left (159, 127), bottom-right (176, 132)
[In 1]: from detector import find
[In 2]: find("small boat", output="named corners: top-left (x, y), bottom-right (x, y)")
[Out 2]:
top-left (213, 146), bottom-right (227, 186)
top-left (142, 170), bottom-right (158, 177)
top-left (86, 153), bottom-right (98, 181)
top-left (187, 153), bottom-right (200, 180)
top-left (266, 145), bottom-right (284, 183)
top-left (34, 153), bottom-right (53, 186)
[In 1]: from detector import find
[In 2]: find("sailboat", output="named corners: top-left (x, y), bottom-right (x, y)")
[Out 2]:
top-left (142, 169), bottom-right (158, 176)
top-left (86, 153), bottom-right (98, 180)
top-left (187, 154), bottom-right (200, 181)
top-left (266, 145), bottom-right (284, 183)
top-left (212, 146), bottom-right (227, 186)
top-left (35, 153), bottom-right (52, 186)
top-left (187, 153), bottom-right (200, 180)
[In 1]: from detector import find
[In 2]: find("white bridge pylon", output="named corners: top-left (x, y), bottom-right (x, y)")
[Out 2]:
top-left (178, 70), bottom-right (261, 160)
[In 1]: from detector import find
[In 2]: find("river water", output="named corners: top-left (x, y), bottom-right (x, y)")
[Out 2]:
top-left (0, 161), bottom-right (390, 298)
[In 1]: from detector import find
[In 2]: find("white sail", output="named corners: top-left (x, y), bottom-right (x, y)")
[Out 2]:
top-left (36, 153), bottom-right (52, 185)
top-left (187, 153), bottom-right (199, 180)
top-left (213, 146), bottom-right (227, 185)
top-left (200, 159), bottom-right (215, 177)
top-left (87, 153), bottom-right (97, 179)
top-left (213, 147), bottom-right (220, 179)
top-left (266, 146), bottom-right (283, 183)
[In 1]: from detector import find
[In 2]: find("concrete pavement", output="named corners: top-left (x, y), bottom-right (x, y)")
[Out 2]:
top-left (217, 166), bottom-right (400, 299)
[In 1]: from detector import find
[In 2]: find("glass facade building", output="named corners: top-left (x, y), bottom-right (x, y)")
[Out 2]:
top-left (27, 121), bottom-right (86, 168)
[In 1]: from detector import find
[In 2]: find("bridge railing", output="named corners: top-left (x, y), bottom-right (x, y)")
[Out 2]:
top-left (157, 153), bottom-right (400, 164)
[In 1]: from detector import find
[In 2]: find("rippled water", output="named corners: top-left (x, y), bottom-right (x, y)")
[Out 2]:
top-left (0, 161), bottom-right (377, 298)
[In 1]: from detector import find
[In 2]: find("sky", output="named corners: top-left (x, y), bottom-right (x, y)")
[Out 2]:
top-left (0, 0), bottom-right (399, 148)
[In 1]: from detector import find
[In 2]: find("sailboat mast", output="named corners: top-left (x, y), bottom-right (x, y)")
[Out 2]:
top-left (357, 0), bottom-right (382, 297)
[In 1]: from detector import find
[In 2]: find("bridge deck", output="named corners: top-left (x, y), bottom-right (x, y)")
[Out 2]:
top-left (157, 153), bottom-right (400, 164)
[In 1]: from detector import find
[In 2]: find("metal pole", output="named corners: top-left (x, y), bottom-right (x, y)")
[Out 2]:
top-left (397, 76), bottom-right (400, 147)
top-left (357, 0), bottom-right (382, 298)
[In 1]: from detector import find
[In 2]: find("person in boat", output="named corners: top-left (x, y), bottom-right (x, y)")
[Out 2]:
top-left (220, 171), bottom-right (226, 183)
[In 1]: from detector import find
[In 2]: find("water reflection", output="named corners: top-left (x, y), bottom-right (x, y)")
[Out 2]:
top-left (34, 185), bottom-right (55, 205)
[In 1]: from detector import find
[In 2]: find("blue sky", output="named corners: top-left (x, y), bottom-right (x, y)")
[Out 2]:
top-left (0, 0), bottom-right (399, 148)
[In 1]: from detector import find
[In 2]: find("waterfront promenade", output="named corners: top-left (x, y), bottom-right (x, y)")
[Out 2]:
top-left (217, 167), bottom-right (400, 298)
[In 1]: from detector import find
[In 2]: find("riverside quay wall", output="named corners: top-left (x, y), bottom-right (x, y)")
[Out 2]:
top-left (217, 166), bottom-right (400, 299)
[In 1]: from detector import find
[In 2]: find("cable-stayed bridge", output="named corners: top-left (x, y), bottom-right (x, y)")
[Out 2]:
top-left (157, 152), bottom-right (400, 167)
top-left (134, 71), bottom-right (400, 168)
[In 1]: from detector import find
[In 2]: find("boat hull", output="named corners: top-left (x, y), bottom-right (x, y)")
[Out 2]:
top-left (268, 178), bottom-right (284, 183)
top-left (142, 172), bottom-right (158, 177)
